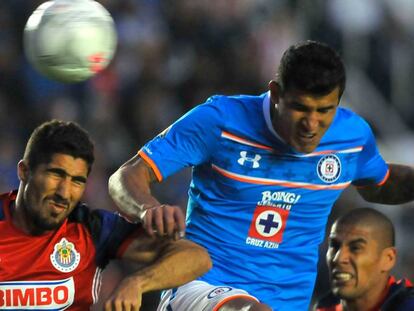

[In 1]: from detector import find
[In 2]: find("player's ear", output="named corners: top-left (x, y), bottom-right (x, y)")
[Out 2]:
top-left (381, 247), bottom-right (396, 272)
top-left (17, 160), bottom-right (30, 182)
top-left (269, 80), bottom-right (282, 104)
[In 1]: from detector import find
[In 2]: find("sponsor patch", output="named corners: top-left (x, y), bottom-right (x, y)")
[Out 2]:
top-left (50, 238), bottom-right (80, 273)
top-left (317, 154), bottom-right (341, 183)
top-left (248, 206), bottom-right (289, 245)
top-left (0, 277), bottom-right (75, 310)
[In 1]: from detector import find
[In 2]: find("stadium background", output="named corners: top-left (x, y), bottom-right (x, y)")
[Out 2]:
top-left (1, 0), bottom-right (414, 309)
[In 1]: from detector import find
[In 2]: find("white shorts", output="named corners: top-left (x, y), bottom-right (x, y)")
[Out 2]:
top-left (157, 280), bottom-right (259, 311)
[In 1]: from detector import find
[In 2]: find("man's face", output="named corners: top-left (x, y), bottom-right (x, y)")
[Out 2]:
top-left (270, 84), bottom-right (340, 153)
top-left (326, 222), bottom-right (390, 301)
top-left (20, 153), bottom-right (88, 232)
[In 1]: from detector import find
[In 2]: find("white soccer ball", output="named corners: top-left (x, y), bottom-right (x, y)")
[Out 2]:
top-left (24, 0), bottom-right (117, 83)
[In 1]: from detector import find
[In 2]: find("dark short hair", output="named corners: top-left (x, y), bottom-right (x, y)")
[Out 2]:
top-left (23, 120), bottom-right (94, 174)
top-left (277, 40), bottom-right (346, 99)
top-left (335, 208), bottom-right (395, 248)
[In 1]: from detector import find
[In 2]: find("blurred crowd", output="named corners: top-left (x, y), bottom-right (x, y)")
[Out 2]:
top-left (2, 0), bottom-right (414, 309)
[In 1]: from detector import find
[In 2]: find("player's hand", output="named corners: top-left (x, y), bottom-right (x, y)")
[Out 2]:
top-left (104, 277), bottom-right (142, 311)
top-left (143, 204), bottom-right (185, 240)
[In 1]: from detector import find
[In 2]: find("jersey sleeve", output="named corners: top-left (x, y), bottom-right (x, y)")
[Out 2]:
top-left (139, 96), bottom-right (224, 181)
top-left (71, 205), bottom-right (143, 268)
top-left (352, 123), bottom-right (389, 186)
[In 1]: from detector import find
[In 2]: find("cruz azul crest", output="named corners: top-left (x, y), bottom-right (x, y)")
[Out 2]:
top-left (317, 154), bottom-right (341, 183)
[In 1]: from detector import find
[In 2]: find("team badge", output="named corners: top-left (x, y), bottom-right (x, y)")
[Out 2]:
top-left (317, 154), bottom-right (341, 183)
top-left (50, 238), bottom-right (80, 273)
top-left (207, 287), bottom-right (233, 299)
top-left (248, 206), bottom-right (289, 244)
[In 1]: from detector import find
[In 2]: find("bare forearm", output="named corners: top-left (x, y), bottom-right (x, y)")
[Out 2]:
top-left (128, 240), bottom-right (211, 293)
top-left (108, 156), bottom-right (160, 220)
top-left (106, 239), bottom-right (210, 310)
top-left (358, 163), bottom-right (414, 204)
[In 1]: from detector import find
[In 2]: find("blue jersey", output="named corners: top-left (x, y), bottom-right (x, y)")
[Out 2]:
top-left (139, 93), bottom-right (389, 310)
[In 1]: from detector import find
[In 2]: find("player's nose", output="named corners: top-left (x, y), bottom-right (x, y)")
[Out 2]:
top-left (55, 177), bottom-right (71, 200)
top-left (332, 247), bottom-right (350, 264)
top-left (302, 112), bottom-right (319, 132)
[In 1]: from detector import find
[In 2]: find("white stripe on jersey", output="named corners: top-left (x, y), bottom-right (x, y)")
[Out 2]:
top-left (92, 267), bottom-right (103, 303)
top-left (212, 164), bottom-right (352, 190)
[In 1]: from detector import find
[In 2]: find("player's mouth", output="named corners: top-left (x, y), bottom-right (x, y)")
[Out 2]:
top-left (296, 131), bottom-right (317, 144)
top-left (48, 201), bottom-right (68, 213)
top-left (332, 271), bottom-right (354, 286)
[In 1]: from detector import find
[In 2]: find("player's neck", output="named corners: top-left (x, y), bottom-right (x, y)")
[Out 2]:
top-left (11, 201), bottom-right (29, 235)
top-left (13, 193), bottom-right (46, 236)
top-left (12, 203), bottom-right (32, 235)
top-left (341, 281), bottom-right (390, 311)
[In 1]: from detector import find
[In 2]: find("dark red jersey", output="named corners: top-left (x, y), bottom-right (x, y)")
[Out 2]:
top-left (0, 191), bottom-right (141, 310)
top-left (315, 276), bottom-right (414, 311)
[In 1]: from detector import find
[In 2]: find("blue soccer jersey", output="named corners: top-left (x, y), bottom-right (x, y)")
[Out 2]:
top-left (139, 93), bottom-right (389, 310)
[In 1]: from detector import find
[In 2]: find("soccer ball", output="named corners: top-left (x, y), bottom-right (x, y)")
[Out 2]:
top-left (23, 0), bottom-right (117, 83)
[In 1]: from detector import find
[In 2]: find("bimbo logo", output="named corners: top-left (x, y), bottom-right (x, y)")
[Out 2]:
top-left (0, 277), bottom-right (75, 310)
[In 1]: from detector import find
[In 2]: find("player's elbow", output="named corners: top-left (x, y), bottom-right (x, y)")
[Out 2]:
top-left (356, 184), bottom-right (388, 204)
top-left (108, 156), bottom-right (141, 199)
top-left (107, 169), bottom-right (128, 211)
top-left (108, 169), bottom-right (120, 198)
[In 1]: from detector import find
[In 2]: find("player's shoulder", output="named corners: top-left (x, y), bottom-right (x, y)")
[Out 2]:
top-left (383, 278), bottom-right (414, 311)
top-left (68, 203), bottom-right (122, 231)
top-left (68, 202), bottom-right (99, 223)
top-left (331, 107), bottom-right (373, 135)
top-left (184, 93), bottom-right (264, 128)
top-left (0, 197), bottom-right (4, 221)
top-left (199, 93), bottom-right (265, 123)
top-left (0, 191), bottom-right (16, 221)
top-left (68, 203), bottom-right (138, 242)
top-left (203, 93), bottom-right (265, 109)
top-left (336, 107), bottom-right (368, 124)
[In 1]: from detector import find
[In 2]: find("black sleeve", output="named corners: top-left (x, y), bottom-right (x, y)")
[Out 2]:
top-left (69, 203), bottom-right (142, 268)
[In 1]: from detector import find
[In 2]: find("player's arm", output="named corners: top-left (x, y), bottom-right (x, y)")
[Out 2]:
top-left (108, 154), bottom-right (185, 239)
top-left (104, 236), bottom-right (212, 311)
top-left (357, 163), bottom-right (414, 204)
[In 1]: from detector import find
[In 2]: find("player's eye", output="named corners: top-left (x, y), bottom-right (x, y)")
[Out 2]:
top-left (328, 239), bottom-right (339, 250)
top-left (318, 107), bottom-right (332, 114)
top-left (46, 169), bottom-right (65, 178)
top-left (288, 101), bottom-right (308, 112)
top-left (71, 178), bottom-right (86, 187)
top-left (350, 245), bottom-right (363, 252)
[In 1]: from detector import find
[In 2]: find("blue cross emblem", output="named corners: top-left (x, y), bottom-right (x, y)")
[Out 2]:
top-left (258, 214), bottom-right (279, 234)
